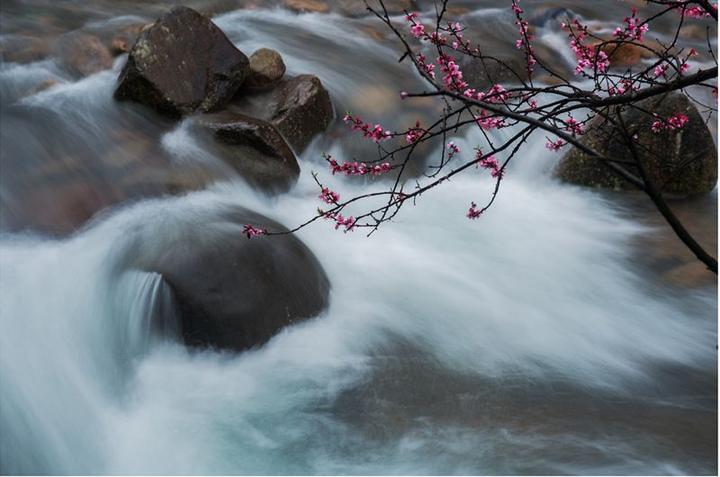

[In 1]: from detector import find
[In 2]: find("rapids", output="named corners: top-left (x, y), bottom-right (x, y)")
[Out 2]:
top-left (0, 1), bottom-right (717, 474)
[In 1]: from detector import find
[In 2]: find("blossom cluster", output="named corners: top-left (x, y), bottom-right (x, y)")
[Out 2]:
top-left (343, 114), bottom-right (392, 143)
top-left (243, 224), bottom-right (267, 239)
top-left (467, 202), bottom-right (482, 219)
top-left (327, 156), bottom-right (392, 176)
top-left (545, 139), bottom-right (566, 151)
top-left (512, 1), bottom-right (537, 74)
top-left (613, 8), bottom-right (649, 41)
top-left (651, 113), bottom-right (689, 133)
top-left (319, 187), bottom-right (340, 204)
top-left (476, 150), bottom-right (503, 178)
top-left (563, 19), bottom-right (610, 75)
top-left (322, 211), bottom-right (356, 232)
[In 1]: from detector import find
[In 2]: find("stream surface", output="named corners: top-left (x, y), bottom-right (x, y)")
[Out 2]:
top-left (0, 1), bottom-right (717, 475)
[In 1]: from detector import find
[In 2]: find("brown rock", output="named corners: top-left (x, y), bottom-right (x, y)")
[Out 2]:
top-left (284, 0), bottom-right (329, 13)
top-left (54, 32), bottom-right (113, 77)
top-left (244, 48), bottom-right (286, 91)
top-left (114, 6), bottom-right (250, 117)
top-left (0, 35), bottom-right (51, 64)
top-left (193, 111), bottom-right (300, 192)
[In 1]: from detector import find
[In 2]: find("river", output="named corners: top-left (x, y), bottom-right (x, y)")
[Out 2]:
top-left (0, 1), bottom-right (717, 474)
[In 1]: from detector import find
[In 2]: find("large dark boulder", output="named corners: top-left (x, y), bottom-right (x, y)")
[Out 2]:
top-left (556, 93), bottom-right (718, 196)
top-left (114, 6), bottom-right (250, 117)
top-left (140, 206), bottom-right (330, 352)
top-left (193, 111), bottom-right (300, 192)
top-left (229, 74), bottom-right (334, 153)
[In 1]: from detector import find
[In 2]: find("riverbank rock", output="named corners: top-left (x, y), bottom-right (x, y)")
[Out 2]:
top-left (230, 74), bottom-right (334, 152)
top-left (144, 206), bottom-right (330, 352)
top-left (555, 93), bottom-right (718, 196)
top-left (54, 32), bottom-right (113, 77)
top-left (114, 6), bottom-right (250, 117)
top-left (193, 111), bottom-right (300, 191)
top-left (244, 48), bottom-right (286, 91)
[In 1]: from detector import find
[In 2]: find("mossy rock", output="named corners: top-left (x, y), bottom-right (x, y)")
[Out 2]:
top-left (556, 92), bottom-right (717, 196)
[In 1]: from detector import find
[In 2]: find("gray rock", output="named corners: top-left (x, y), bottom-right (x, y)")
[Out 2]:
top-left (142, 206), bottom-right (330, 352)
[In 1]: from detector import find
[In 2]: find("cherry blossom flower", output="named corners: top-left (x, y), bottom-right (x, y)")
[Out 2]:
top-left (467, 202), bottom-right (482, 219)
top-left (319, 187), bottom-right (340, 204)
top-left (243, 225), bottom-right (266, 239)
top-left (651, 113), bottom-right (689, 133)
top-left (545, 139), bottom-right (566, 151)
top-left (343, 114), bottom-right (392, 143)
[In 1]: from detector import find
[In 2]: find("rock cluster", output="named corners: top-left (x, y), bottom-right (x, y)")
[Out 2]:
top-left (108, 7), bottom-right (336, 352)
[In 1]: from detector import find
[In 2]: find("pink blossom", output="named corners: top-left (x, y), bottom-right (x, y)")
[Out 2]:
top-left (319, 187), bottom-right (340, 204)
top-left (323, 212), bottom-right (356, 232)
top-left (410, 23), bottom-right (425, 38)
top-left (565, 19), bottom-right (610, 75)
top-left (243, 224), bottom-right (267, 239)
top-left (476, 111), bottom-right (505, 130)
top-left (467, 201), bottom-right (482, 219)
top-left (406, 121), bottom-right (425, 143)
top-left (613, 8), bottom-right (649, 42)
top-left (447, 141), bottom-right (461, 158)
top-left (653, 64), bottom-right (668, 78)
top-left (545, 139), bottom-right (566, 151)
top-left (328, 157), bottom-right (392, 176)
top-left (651, 113), bottom-right (689, 133)
top-left (564, 116), bottom-right (585, 135)
top-left (476, 151), bottom-right (503, 178)
top-left (343, 114), bottom-right (392, 143)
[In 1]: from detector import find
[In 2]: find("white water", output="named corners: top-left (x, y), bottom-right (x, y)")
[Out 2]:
top-left (1, 5), bottom-right (717, 475)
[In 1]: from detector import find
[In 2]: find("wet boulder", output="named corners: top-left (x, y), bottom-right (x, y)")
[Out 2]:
top-left (193, 111), bottom-right (300, 192)
top-left (230, 74), bottom-right (334, 152)
top-left (243, 48), bottom-right (286, 91)
top-left (114, 6), bottom-right (250, 117)
top-left (555, 93), bottom-right (718, 196)
top-left (54, 32), bottom-right (113, 77)
top-left (141, 206), bottom-right (330, 352)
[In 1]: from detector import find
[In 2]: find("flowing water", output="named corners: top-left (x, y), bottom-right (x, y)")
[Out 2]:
top-left (0, 1), bottom-right (717, 475)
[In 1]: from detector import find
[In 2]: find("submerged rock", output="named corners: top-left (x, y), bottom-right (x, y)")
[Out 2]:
top-left (0, 35), bottom-right (51, 64)
top-left (244, 48), bottom-right (286, 91)
top-left (143, 206), bottom-right (330, 352)
top-left (114, 6), bottom-right (250, 117)
top-left (556, 93), bottom-right (718, 196)
top-left (193, 111), bottom-right (300, 192)
top-left (230, 74), bottom-right (334, 152)
top-left (54, 32), bottom-right (113, 77)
